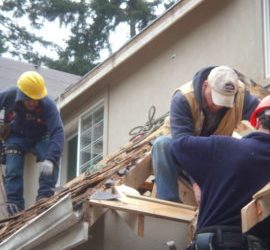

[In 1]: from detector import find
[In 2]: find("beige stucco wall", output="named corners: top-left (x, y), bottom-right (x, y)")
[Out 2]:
top-left (73, 210), bottom-right (190, 250)
top-left (106, 0), bottom-right (265, 152)
top-left (61, 0), bottom-right (267, 163)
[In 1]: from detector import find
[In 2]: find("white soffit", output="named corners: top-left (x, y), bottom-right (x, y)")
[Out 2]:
top-left (58, 0), bottom-right (204, 109)
top-left (0, 194), bottom-right (85, 250)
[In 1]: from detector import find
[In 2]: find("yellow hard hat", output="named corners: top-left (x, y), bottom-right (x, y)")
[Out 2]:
top-left (17, 71), bottom-right (48, 100)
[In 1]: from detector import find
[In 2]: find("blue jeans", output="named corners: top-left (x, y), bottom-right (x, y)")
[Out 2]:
top-left (152, 136), bottom-right (187, 202)
top-left (4, 134), bottom-right (59, 212)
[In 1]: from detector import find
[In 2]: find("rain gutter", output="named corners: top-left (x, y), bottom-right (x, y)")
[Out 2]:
top-left (0, 194), bottom-right (88, 250)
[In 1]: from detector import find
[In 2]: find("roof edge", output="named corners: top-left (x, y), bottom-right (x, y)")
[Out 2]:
top-left (58, 0), bottom-right (204, 109)
top-left (0, 194), bottom-right (82, 250)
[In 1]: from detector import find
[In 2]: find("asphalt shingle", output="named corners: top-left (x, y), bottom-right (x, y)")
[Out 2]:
top-left (0, 57), bottom-right (81, 99)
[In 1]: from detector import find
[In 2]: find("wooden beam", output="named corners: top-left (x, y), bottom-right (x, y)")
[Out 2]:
top-left (241, 200), bottom-right (259, 232)
top-left (122, 153), bottom-right (152, 189)
top-left (241, 190), bottom-right (270, 233)
top-left (138, 214), bottom-right (144, 237)
top-left (151, 183), bottom-right (157, 198)
top-left (178, 177), bottom-right (198, 207)
top-left (89, 193), bottom-right (196, 223)
top-left (125, 193), bottom-right (196, 211)
top-left (139, 181), bottom-right (154, 192)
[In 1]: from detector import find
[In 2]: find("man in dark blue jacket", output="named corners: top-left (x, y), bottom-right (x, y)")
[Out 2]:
top-left (0, 71), bottom-right (64, 214)
top-left (152, 66), bottom-right (259, 203)
top-left (170, 95), bottom-right (270, 250)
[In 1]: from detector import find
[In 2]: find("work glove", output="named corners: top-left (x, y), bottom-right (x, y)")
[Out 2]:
top-left (37, 160), bottom-right (54, 176)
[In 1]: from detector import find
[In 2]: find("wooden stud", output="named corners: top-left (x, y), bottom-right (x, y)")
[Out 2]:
top-left (137, 214), bottom-right (144, 237)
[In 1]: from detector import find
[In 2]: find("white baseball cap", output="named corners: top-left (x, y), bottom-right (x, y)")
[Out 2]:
top-left (207, 66), bottom-right (239, 108)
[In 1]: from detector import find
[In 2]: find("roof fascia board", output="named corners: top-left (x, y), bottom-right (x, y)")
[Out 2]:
top-left (37, 221), bottom-right (88, 250)
top-left (58, 0), bottom-right (204, 110)
top-left (0, 194), bottom-right (83, 250)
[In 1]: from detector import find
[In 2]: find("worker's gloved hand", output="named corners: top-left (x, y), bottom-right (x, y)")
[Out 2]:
top-left (37, 160), bottom-right (54, 176)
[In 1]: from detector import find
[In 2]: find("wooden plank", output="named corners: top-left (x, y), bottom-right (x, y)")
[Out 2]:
top-left (253, 182), bottom-right (270, 199)
top-left (89, 194), bottom-right (196, 223)
top-left (242, 184), bottom-right (270, 232)
top-left (140, 181), bottom-right (154, 191)
top-left (178, 178), bottom-right (198, 207)
top-left (241, 200), bottom-right (258, 232)
top-left (122, 153), bottom-right (152, 189)
top-left (241, 195), bottom-right (270, 233)
top-left (138, 214), bottom-right (144, 237)
top-left (256, 195), bottom-right (270, 221)
top-left (125, 193), bottom-right (196, 210)
top-left (151, 183), bottom-right (157, 198)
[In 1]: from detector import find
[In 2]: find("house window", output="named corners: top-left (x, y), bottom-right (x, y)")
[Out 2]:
top-left (78, 103), bottom-right (104, 174)
top-left (264, 0), bottom-right (270, 77)
top-left (67, 135), bottom-right (78, 181)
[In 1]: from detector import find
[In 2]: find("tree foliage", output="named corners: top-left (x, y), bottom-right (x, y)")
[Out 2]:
top-left (0, 0), bottom-right (177, 75)
top-left (0, 1), bottom-right (56, 66)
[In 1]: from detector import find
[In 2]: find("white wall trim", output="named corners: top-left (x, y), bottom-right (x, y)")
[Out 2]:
top-left (263, 0), bottom-right (270, 78)
top-left (76, 99), bottom-right (105, 176)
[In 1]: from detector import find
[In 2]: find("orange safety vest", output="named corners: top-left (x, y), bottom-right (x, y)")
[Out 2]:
top-left (176, 81), bottom-right (245, 135)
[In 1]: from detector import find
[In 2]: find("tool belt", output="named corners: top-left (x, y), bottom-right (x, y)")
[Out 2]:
top-left (186, 226), bottom-right (269, 250)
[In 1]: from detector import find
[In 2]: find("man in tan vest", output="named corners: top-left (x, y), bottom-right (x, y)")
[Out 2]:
top-left (152, 66), bottom-right (259, 204)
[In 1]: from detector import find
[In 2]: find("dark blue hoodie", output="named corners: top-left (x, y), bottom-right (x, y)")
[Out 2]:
top-left (0, 87), bottom-right (64, 163)
top-left (171, 132), bottom-right (270, 230)
top-left (170, 66), bottom-right (259, 139)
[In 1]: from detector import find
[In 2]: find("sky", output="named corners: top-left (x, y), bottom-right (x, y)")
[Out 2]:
top-left (29, 18), bottom-right (132, 60)
top-left (34, 3), bottom-right (167, 61)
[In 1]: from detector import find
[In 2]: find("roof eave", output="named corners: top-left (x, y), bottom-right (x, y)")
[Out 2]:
top-left (57, 0), bottom-right (204, 110)
top-left (0, 194), bottom-right (87, 250)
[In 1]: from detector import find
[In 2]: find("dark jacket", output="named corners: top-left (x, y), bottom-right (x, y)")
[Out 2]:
top-left (171, 132), bottom-right (270, 230)
top-left (170, 66), bottom-right (259, 138)
top-left (0, 87), bottom-right (64, 163)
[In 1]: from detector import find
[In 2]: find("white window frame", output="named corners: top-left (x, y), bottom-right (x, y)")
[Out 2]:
top-left (66, 133), bottom-right (78, 182)
top-left (264, 0), bottom-right (270, 77)
top-left (76, 100), bottom-right (105, 176)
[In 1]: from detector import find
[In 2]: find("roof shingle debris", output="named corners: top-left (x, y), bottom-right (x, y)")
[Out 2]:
top-left (0, 129), bottom-right (158, 243)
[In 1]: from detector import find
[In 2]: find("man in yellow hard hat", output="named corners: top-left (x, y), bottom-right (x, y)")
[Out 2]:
top-left (0, 71), bottom-right (64, 214)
